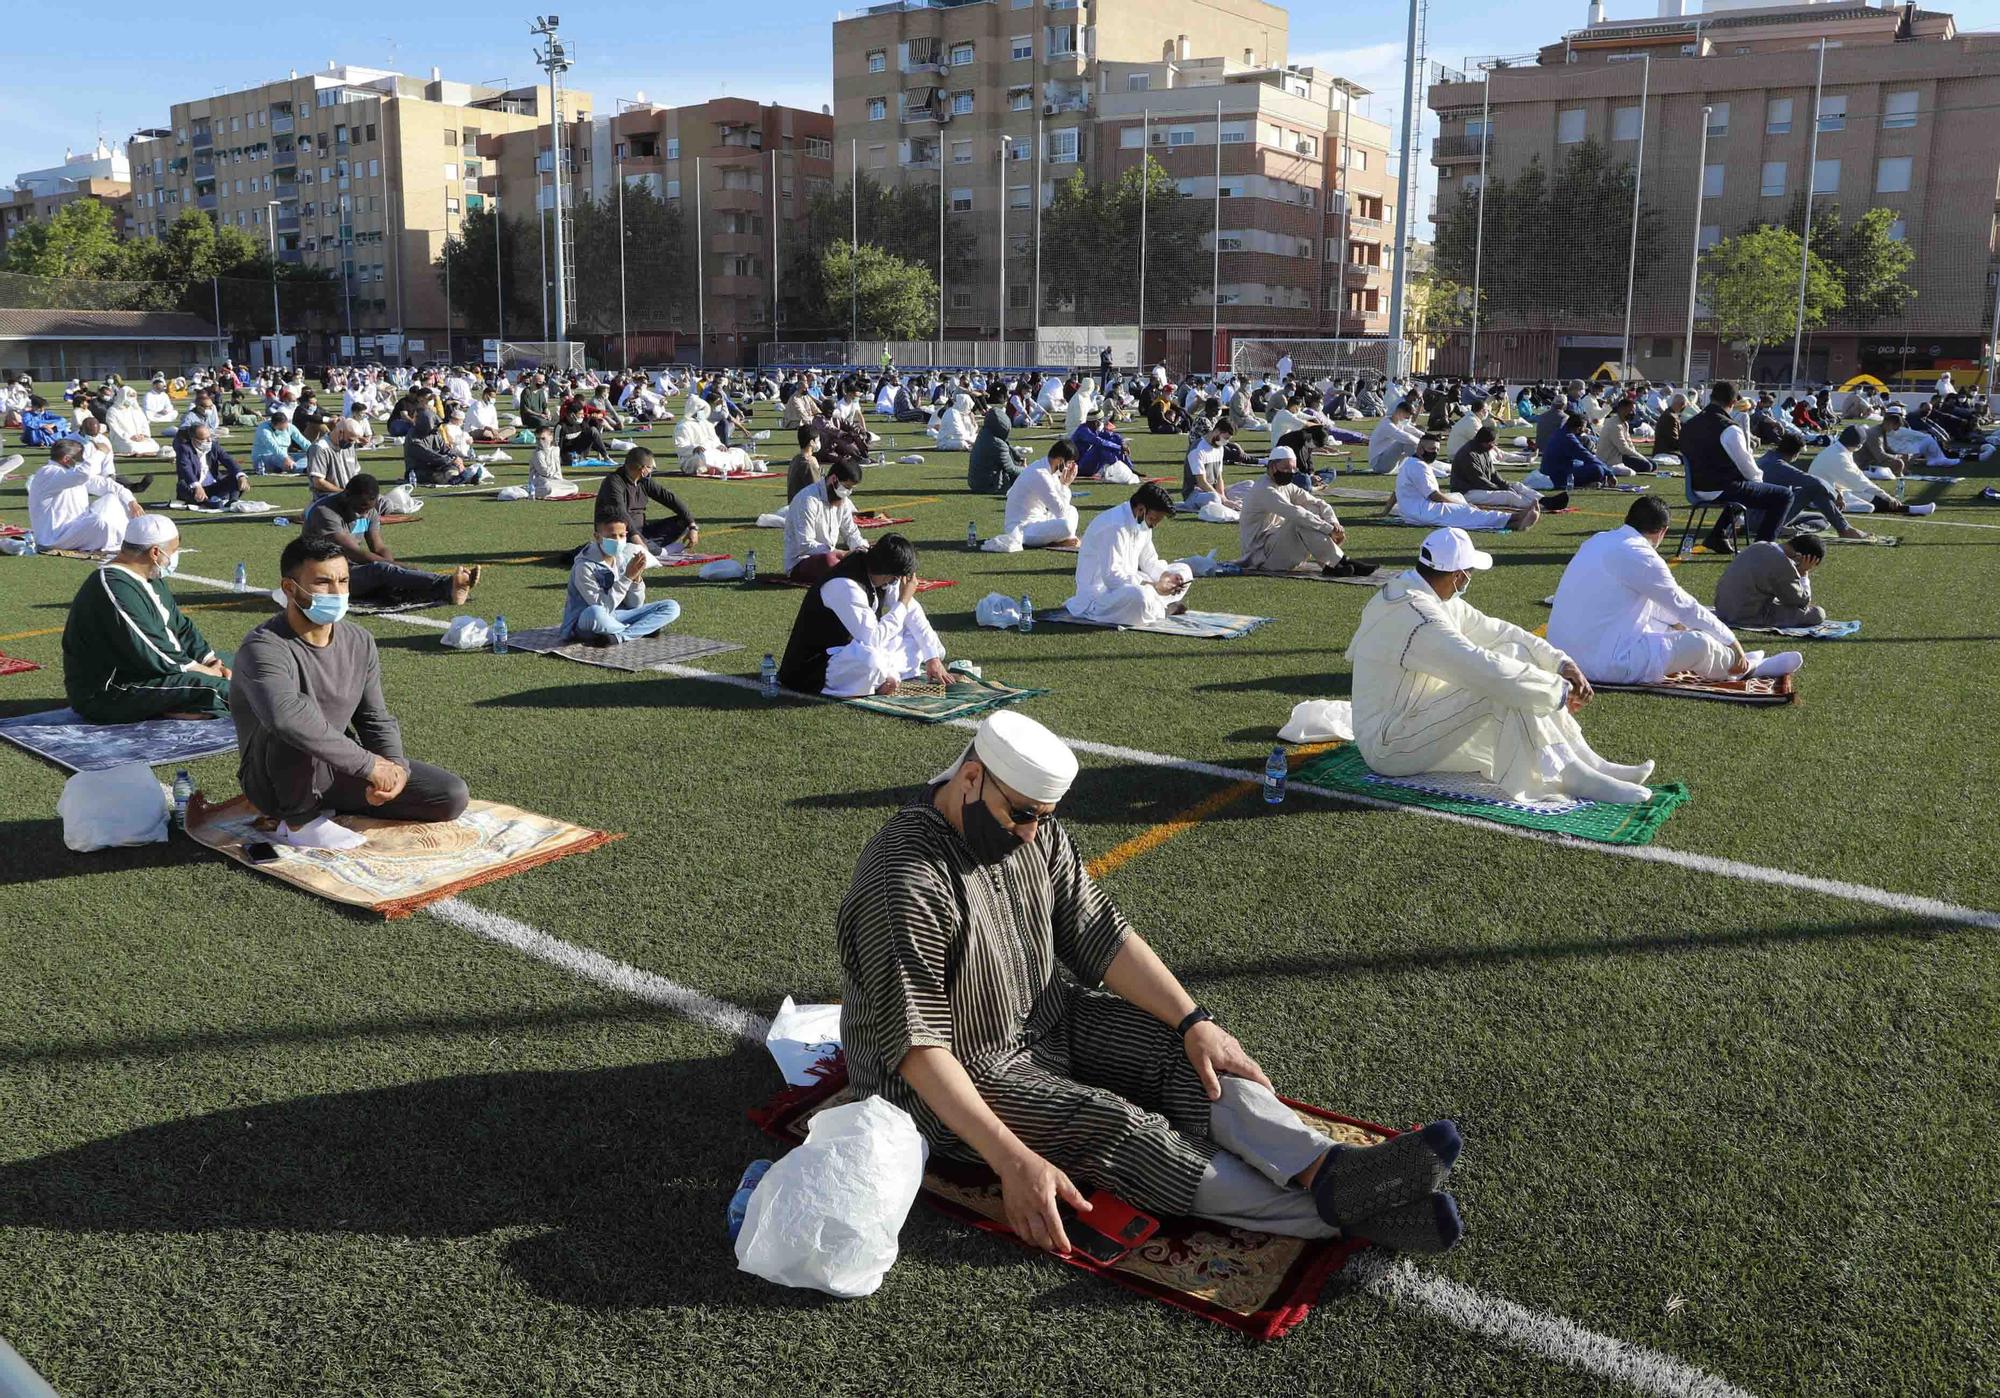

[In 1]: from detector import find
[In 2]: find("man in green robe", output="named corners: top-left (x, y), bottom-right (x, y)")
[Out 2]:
top-left (61, 513), bottom-right (232, 724)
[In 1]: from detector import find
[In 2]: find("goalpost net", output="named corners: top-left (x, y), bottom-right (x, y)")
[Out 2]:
top-left (495, 340), bottom-right (586, 374)
top-left (1230, 338), bottom-right (1397, 386)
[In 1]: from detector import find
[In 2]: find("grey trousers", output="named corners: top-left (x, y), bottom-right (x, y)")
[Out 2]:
top-left (1188, 1077), bottom-right (1340, 1238)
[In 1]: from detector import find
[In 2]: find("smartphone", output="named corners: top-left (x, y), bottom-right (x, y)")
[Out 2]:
top-left (1055, 1191), bottom-right (1160, 1264)
top-left (243, 840), bottom-right (281, 865)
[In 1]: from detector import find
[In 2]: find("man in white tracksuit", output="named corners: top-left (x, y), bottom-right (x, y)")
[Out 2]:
top-left (1064, 483), bottom-right (1192, 625)
top-left (1345, 528), bottom-right (1658, 806)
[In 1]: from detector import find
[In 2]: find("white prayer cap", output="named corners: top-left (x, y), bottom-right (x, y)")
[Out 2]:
top-left (121, 513), bottom-right (178, 549)
top-left (932, 710), bottom-right (1079, 804)
top-left (1266, 445), bottom-right (1297, 466)
top-left (1418, 526), bottom-right (1493, 573)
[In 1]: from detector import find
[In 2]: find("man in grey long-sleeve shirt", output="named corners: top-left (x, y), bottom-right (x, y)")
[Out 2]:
top-left (228, 535), bottom-right (469, 849)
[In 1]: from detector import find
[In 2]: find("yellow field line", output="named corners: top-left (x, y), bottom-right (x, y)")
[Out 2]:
top-left (0, 625), bottom-right (62, 643)
top-left (1086, 741), bottom-right (1339, 880)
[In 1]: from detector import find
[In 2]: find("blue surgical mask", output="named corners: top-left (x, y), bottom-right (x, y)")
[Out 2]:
top-left (158, 548), bottom-right (181, 577)
top-left (292, 588), bottom-right (349, 625)
top-left (598, 536), bottom-right (625, 560)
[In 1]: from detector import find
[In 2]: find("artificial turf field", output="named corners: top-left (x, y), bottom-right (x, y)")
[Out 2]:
top-left (1, 397), bottom-right (1996, 1398)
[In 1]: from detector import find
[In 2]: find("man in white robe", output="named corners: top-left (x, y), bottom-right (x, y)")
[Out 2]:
top-left (142, 379), bottom-right (178, 423)
top-left (935, 393), bottom-right (978, 450)
top-left (1368, 400), bottom-right (1423, 474)
top-left (1001, 440), bottom-right (1082, 549)
top-left (1395, 435), bottom-right (1533, 532)
top-left (1811, 427), bottom-right (1933, 516)
top-left (1346, 527), bottom-right (1659, 806)
top-left (1882, 406), bottom-right (1955, 468)
top-left (106, 387), bottom-right (163, 457)
top-left (783, 460), bottom-right (869, 584)
top-left (674, 398), bottom-right (753, 475)
top-left (1064, 483), bottom-right (1193, 625)
top-left (776, 533), bottom-right (946, 697)
top-left (28, 441), bottom-right (142, 552)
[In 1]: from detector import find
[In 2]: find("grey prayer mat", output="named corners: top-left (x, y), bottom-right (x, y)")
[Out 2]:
top-left (0, 707), bottom-right (239, 772)
top-left (503, 627), bottom-right (745, 671)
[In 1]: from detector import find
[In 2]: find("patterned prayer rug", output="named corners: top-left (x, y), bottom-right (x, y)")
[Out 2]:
top-left (853, 514), bottom-right (915, 529)
top-left (1290, 743), bottom-right (1689, 846)
top-left (751, 1058), bottom-right (1386, 1341)
top-left (0, 708), bottom-right (238, 772)
top-left (1738, 619), bottom-right (1860, 639)
top-left (504, 627), bottom-right (743, 672)
top-left (1591, 670), bottom-right (1796, 705)
top-left (654, 551), bottom-right (731, 568)
top-left (1043, 608), bottom-right (1271, 639)
top-left (185, 794), bottom-right (619, 919)
top-left (0, 523), bottom-right (24, 538)
top-left (837, 674), bottom-right (1046, 724)
top-left (0, 651), bottom-right (40, 676)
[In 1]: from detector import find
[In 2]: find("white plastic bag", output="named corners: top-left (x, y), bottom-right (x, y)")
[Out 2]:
top-left (1100, 461), bottom-right (1140, 485)
top-left (0, 537), bottom-right (28, 556)
top-left (765, 996), bottom-right (844, 1086)
top-left (980, 530), bottom-right (1023, 553)
top-left (975, 592), bottom-right (1023, 628)
top-left (485, 449), bottom-right (513, 464)
top-left (440, 615), bottom-right (491, 650)
top-left (1176, 549), bottom-right (1223, 578)
top-left (1278, 699), bottom-right (1355, 745)
top-left (382, 485), bottom-right (422, 514)
top-left (1197, 500), bottom-right (1240, 524)
top-left (1522, 470), bottom-right (1555, 491)
top-left (1511, 435), bottom-right (1529, 450)
top-left (60, 762), bottom-right (169, 851)
top-left (897, 453), bottom-right (925, 465)
top-left (699, 559), bottom-right (747, 580)
top-left (754, 512), bottom-right (788, 529)
top-left (226, 498), bottom-right (274, 514)
top-left (734, 1096), bottom-right (927, 1298)
top-left (609, 438), bottom-right (637, 453)
top-left (494, 485), bottom-right (529, 501)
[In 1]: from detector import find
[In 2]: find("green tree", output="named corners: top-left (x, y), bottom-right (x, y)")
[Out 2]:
top-left (1702, 224), bottom-right (1844, 379)
top-left (2, 198), bottom-right (125, 280)
top-left (570, 183), bottom-right (691, 334)
top-left (820, 241), bottom-right (937, 340)
top-left (1776, 198), bottom-right (1916, 327)
top-left (786, 174), bottom-right (973, 334)
top-left (1405, 271), bottom-right (1477, 370)
top-left (1037, 159), bottom-right (1211, 324)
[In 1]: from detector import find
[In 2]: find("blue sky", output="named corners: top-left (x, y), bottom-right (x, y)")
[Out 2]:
top-left (8, 0), bottom-right (1999, 229)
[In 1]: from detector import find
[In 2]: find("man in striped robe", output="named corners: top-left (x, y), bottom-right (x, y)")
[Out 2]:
top-left (837, 711), bottom-right (1464, 1258)
top-left (61, 513), bottom-right (232, 723)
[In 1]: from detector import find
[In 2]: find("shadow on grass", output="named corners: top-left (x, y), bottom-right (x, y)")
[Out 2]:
top-left (0, 816), bottom-right (208, 886)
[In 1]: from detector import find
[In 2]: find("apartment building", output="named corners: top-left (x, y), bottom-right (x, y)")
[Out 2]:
top-left (832, 0), bottom-right (1392, 356)
top-left (1427, 0), bottom-right (2000, 382)
top-left (127, 64), bottom-right (576, 365)
top-left (479, 97), bottom-right (836, 364)
top-left (0, 143), bottom-right (133, 248)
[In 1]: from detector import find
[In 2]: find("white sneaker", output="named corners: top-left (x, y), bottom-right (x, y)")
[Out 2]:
top-left (275, 813), bottom-right (368, 851)
top-left (1750, 650), bottom-right (1804, 679)
top-left (1908, 501), bottom-right (1937, 516)
top-left (1866, 467), bottom-right (1895, 480)
top-left (0, 453), bottom-right (22, 483)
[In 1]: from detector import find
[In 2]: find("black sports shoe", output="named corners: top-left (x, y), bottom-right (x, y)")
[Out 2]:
top-left (1539, 491), bottom-right (1570, 511)
top-left (1328, 558), bottom-right (1378, 578)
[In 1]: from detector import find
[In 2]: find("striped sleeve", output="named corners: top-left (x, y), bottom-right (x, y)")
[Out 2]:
top-left (837, 815), bottom-right (962, 1078)
top-left (1043, 820), bottom-right (1131, 987)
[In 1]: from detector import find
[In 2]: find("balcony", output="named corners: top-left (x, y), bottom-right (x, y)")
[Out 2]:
top-left (278, 249), bottom-right (303, 265)
top-left (191, 127), bottom-right (212, 149)
top-left (193, 160), bottom-right (215, 181)
top-left (709, 185), bottom-right (766, 212)
top-left (273, 146), bottom-right (297, 169)
top-left (1431, 134), bottom-right (1488, 163)
top-left (1348, 214), bottom-right (1386, 232)
top-left (1344, 264), bottom-right (1384, 287)
top-left (276, 211), bottom-right (300, 233)
top-left (272, 114), bottom-right (294, 135)
top-left (197, 192), bottom-right (218, 211)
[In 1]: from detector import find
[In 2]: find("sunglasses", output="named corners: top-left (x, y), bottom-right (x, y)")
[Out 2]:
top-left (986, 778), bottom-right (1055, 827)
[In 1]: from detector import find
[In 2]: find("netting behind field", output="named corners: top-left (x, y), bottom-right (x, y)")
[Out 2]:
top-left (496, 340), bottom-right (584, 373)
top-left (1231, 338), bottom-right (1395, 386)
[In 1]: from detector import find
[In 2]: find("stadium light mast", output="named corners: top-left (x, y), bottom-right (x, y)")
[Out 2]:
top-left (531, 15), bottom-right (573, 355)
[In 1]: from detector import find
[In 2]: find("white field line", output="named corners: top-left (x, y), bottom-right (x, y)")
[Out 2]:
top-left (175, 568), bottom-right (2000, 930)
top-left (179, 572), bottom-right (1765, 1394)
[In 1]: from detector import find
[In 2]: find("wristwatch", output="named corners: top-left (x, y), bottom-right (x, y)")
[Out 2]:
top-left (1176, 1005), bottom-right (1214, 1037)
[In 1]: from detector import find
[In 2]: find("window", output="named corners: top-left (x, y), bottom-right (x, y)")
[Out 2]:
top-left (1556, 108), bottom-right (1585, 144)
top-left (952, 139), bottom-right (972, 163)
top-left (1011, 35), bottom-right (1032, 60)
top-left (868, 144), bottom-right (887, 169)
top-left (446, 197), bottom-right (460, 213)
top-left (444, 129), bottom-right (458, 147)
top-left (1761, 161), bottom-right (1786, 197)
top-left (335, 124), bottom-right (348, 145)
top-left (1876, 156), bottom-right (1912, 194)
top-left (951, 90), bottom-right (974, 115)
top-left (1047, 128), bottom-right (1078, 163)
top-left (1219, 121), bottom-right (1249, 144)
top-left (1008, 184), bottom-right (1030, 208)
top-left (1119, 125), bottom-right (1143, 149)
top-left (666, 138), bottom-right (680, 159)
top-left (1888, 218), bottom-right (1907, 243)
top-left (1008, 140), bottom-right (1031, 162)
top-left (950, 187), bottom-right (973, 211)
top-left (1812, 158), bottom-right (1839, 194)
top-left (950, 43), bottom-right (974, 66)
top-left (1706, 103), bottom-right (1730, 136)
top-left (1702, 164), bottom-right (1723, 197)
top-left (867, 97), bottom-right (886, 121)
top-left (365, 124), bottom-right (376, 142)
top-left (1883, 90), bottom-right (1918, 129)
top-left (806, 136), bottom-right (832, 159)
top-left (1612, 105), bottom-right (1640, 142)
top-left (1353, 149), bottom-right (1367, 171)
top-left (867, 49), bottom-right (886, 73)
top-left (665, 179), bottom-right (681, 198)
top-left (442, 163), bottom-right (458, 181)
top-left (1167, 126), bottom-right (1196, 147)
top-left (368, 159), bottom-right (379, 177)
top-left (1816, 95), bottom-right (1845, 132)
top-left (1011, 87), bottom-right (1032, 111)
top-left (1047, 25), bottom-right (1076, 57)
top-left (1766, 97), bottom-right (1792, 135)
top-left (1698, 223), bottom-right (1721, 251)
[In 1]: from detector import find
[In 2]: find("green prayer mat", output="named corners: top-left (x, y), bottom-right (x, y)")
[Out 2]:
top-left (1290, 743), bottom-right (1689, 846)
top-left (838, 675), bottom-right (1047, 724)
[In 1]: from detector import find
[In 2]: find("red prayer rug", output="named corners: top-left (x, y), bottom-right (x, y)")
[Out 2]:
top-left (751, 1057), bottom-right (1390, 1340)
top-left (853, 514), bottom-right (915, 529)
top-left (0, 652), bottom-right (40, 676)
top-left (1592, 671), bottom-right (1796, 705)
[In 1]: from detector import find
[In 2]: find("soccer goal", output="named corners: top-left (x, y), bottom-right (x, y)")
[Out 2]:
top-left (495, 340), bottom-right (586, 374)
top-left (1230, 338), bottom-right (1396, 386)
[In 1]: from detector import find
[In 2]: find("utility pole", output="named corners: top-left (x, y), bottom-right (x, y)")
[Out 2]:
top-left (531, 15), bottom-right (574, 357)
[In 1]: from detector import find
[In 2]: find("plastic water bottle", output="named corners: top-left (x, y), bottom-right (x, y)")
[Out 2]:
top-left (760, 652), bottom-right (779, 699)
top-left (744, 548), bottom-right (758, 582)
top-left (1019, 594), bottom-right (1034, 633)
top-left (171, 769), bottom-right (193, 831)
top-left (272, 516), bottom-right (290, 528)
top-left (20, 530), bottom-right (35, 556)
top-left (726, 1159), bottom-right (774, 1241)
top-left (492, 615), bottom-right (509, 654)
top-left (1263, 746), bottom-right (1288, 806)
top-left (233, 562), bottom-right (248, 592)
top-left (967, 520), bottom-right (979, 548)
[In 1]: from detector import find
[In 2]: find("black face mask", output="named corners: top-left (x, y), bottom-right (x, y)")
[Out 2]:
top-left (960, 780), bottom-right (1027, 866)
top-left (1418, 450), bottom-right (1437, 463)
top-left (1271, 469), bottom-right (1296, 486)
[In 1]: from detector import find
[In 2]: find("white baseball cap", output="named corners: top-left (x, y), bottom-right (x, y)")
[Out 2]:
top-left (1418, 527), bottom-right (1494, 572)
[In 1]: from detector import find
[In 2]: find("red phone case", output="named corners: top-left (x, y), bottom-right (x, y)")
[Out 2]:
top-left (1075, 1190), bottom-right (1159, 1251)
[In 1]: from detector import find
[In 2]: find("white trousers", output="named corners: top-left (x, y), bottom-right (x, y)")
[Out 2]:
top-left (1074, 571), bottom-right (1193, 626)
top-left (49, 494), bottom-right (132, 552)
top-left (1019, 509), bottom-right (1078, 547)
top-left (821, 602), bottom-right (945, 697)
top-left (1397, 496), bottom-right (1514, 531)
